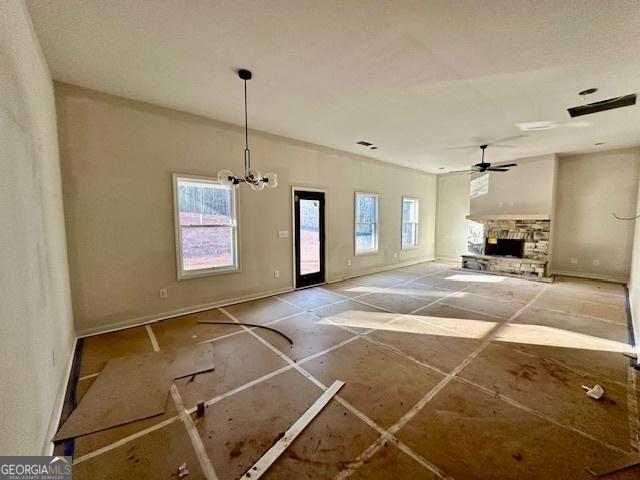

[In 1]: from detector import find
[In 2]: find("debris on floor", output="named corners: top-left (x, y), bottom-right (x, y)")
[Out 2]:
top-left (197, 320), bottom-right (294, 345)
top-left (581, 384), bottom-right (605, 400)
top-left (177, 462), bottom-right (190, 478)
top-left (240, 380), bottom-right (345, 479)
top-left (587, 453), bottom-right (640, 477)
top-left (196, 401), bottom-right (205, 418)
top-left (54, 343), bottom-right (215, 440)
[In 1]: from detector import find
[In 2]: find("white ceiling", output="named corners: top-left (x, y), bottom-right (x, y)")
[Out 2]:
top-left (26, 0), bottom-right (640, 173)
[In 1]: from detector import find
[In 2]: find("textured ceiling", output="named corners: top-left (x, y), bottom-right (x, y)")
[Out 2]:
top-left (26, 0), bottom-right (640, 172)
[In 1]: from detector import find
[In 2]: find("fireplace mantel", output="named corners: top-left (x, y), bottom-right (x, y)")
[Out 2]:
top-left (466, 214), bottom-right (550, 222)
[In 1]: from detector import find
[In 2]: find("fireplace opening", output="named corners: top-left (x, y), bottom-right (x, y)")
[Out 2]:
top-left (484, 238), bottom-right (524, 258)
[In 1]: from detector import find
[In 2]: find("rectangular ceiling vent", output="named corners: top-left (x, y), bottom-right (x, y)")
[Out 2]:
top-left (356, 141), bottom-right (373, 146)
top-left (568, 94), bottom-right (636, 117)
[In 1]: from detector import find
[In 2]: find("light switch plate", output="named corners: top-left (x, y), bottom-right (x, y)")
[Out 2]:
top-left (278, 230), bottom-right (289, 238)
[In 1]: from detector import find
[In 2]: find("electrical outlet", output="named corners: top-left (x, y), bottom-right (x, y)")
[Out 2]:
top-left (393, 252), bottom-right (398, 258)
top-left (592, 259), bottom-right (599, 266)
top-left (159, 288), bottom-right (168, 299)
top-left (570, 258), bottom-right (578, 264)
top-left (274, 270), bottom-right (280, 278)
top-left (347, 259), bottom-right (352, 267)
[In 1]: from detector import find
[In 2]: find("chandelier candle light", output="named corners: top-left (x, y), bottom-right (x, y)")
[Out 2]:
top-left (217, 69), bottom-right (278, 191)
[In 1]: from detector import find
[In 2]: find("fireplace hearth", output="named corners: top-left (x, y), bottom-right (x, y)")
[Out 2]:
top-left (462, 217), bottom-right (552, 281)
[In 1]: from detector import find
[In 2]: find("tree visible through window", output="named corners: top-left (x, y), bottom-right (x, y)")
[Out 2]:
top-left (355, 193), bottom-right (378, 254)
top-left (402, 197), bottom-right (419, 249)
top-left (174, 175), bottom-right (238, 278)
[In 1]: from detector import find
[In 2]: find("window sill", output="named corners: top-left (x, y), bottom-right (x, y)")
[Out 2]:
top-left (178, 265), bottom-right (241, 281)
top-left (354, 249), bottom-right (379, 257)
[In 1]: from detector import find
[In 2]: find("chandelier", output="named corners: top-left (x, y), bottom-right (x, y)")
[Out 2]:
top-left (217, 69), bottom-right (278, 190)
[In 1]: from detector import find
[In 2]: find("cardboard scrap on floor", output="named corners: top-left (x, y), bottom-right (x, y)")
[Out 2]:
top-left (587, 453), bottom-right (640, 477)
top-left (54, 343), bottom-right (214, 441)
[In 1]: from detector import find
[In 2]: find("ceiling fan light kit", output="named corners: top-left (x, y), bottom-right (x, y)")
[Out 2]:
top-left (217, 69), bottom-right (278, 191)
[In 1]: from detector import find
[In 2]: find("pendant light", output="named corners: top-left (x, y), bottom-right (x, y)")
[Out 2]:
top-left (217, 69), bottom-right (278, 190)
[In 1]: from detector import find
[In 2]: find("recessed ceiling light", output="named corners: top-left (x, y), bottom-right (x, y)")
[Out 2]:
top-left (516, 121), bottom-right (557, 131)
top-left (579, 88), bottom-right (598, 96)
top-left (594, 142), bottom-right (606, 146)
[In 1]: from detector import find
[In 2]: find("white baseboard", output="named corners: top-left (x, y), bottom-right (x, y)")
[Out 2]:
top-left (550, 269), bottom-right (628, 284)
top-left (76, 286), bottom-right (295, 337)
top-left (326, 256), bottom-right (436, 283)
top-left (42, 336), bottom-right (77, 455)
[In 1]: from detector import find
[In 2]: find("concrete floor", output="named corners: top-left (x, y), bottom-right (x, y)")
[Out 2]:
top-left (62, 262), bottom-right (640, 479)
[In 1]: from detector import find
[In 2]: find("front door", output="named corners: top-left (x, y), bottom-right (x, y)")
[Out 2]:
top-left (294, 190), bottom-right (325, 288)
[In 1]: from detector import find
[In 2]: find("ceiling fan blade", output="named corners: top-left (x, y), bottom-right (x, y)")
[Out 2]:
top-left (496, 163), bottom-right (518, 168)
top-left (487, 168), bottom-right (510, 172)
top-left (449, 169), bottom-right (477, 174)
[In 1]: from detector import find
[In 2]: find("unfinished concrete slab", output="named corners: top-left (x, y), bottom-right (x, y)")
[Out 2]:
top-left (395, 381), bottom-right (636, 480)
top-left (303, 338), bottom-right (445, 428)
top-left (58, 262), bottom-right (639, 479)
top-left (151, 309), bottom-right (243, 349)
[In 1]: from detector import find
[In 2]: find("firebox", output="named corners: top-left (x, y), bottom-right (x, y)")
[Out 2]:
top-left (484, 238), bottom-right (524, 258)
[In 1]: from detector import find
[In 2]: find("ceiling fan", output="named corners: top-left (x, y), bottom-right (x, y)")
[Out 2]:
top-left (450, 144), bottom-right (518, 174)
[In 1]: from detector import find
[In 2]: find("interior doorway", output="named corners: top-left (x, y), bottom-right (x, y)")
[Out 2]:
top-left (293, 189), bottom-right (326, 288)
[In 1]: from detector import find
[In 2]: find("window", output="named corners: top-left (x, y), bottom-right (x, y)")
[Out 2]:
top-left (355, 192), bottom-right (378, 254)
top-left (402, 197), bottom-right (420, 249)
top-left (173, 174), bottom-right (238, 279)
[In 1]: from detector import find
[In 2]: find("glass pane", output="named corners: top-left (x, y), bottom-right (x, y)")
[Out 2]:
top-left (356, 195), bottom-right (377, 223)
top-left (402, 223), bottom-right (417, 247)
top-left (300, 199), bottom-right (320, 275)
top-left (403, 199), bottom-right (418, 223)
top-left (356, 223), bottom-right (376, 251)
top-left (181, 226), bottom-right (234, 270)
top-left (178, 180), bottom-right (233, 226)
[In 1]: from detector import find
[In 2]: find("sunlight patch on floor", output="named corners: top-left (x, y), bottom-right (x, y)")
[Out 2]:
top-left (496, 324), bottom-right (635, 353)
top-left (316, 311), bottom-right (634, 354)
top-left (367, 287), bottom-right (464, 299)
top-left (445, 274), bottom-right (506, 283)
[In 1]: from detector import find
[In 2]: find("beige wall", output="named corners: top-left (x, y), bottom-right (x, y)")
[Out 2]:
top-left (551, 148), bottom-right (640, 282)
top-left (0, 1), bottom-right (74, 454)
top-left (55, 83), bottom-right (437, 335)
top-left (469, 154), bottom-right (557, 216)
top-left (435, 173), bottom-right (469, 260)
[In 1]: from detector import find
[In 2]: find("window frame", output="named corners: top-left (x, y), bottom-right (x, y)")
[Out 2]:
top-left (172, 173), bottom-right (240, 280)
top-left (401, 196), bottom-right (420, 250)
top-left (354, 192), bottom-right (379, 256)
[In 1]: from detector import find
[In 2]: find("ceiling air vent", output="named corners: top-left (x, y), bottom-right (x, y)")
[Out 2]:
top-left (568, 94), bottom-right (636, 117)
top-left (356, 141), bottom-right (373, 146)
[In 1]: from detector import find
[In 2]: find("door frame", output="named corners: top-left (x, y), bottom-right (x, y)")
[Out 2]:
top-left (291, 186), bottom-right (328, 289)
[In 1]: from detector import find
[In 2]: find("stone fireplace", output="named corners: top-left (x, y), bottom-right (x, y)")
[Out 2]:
top-left (461, 216), bottom-right (551, 281)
